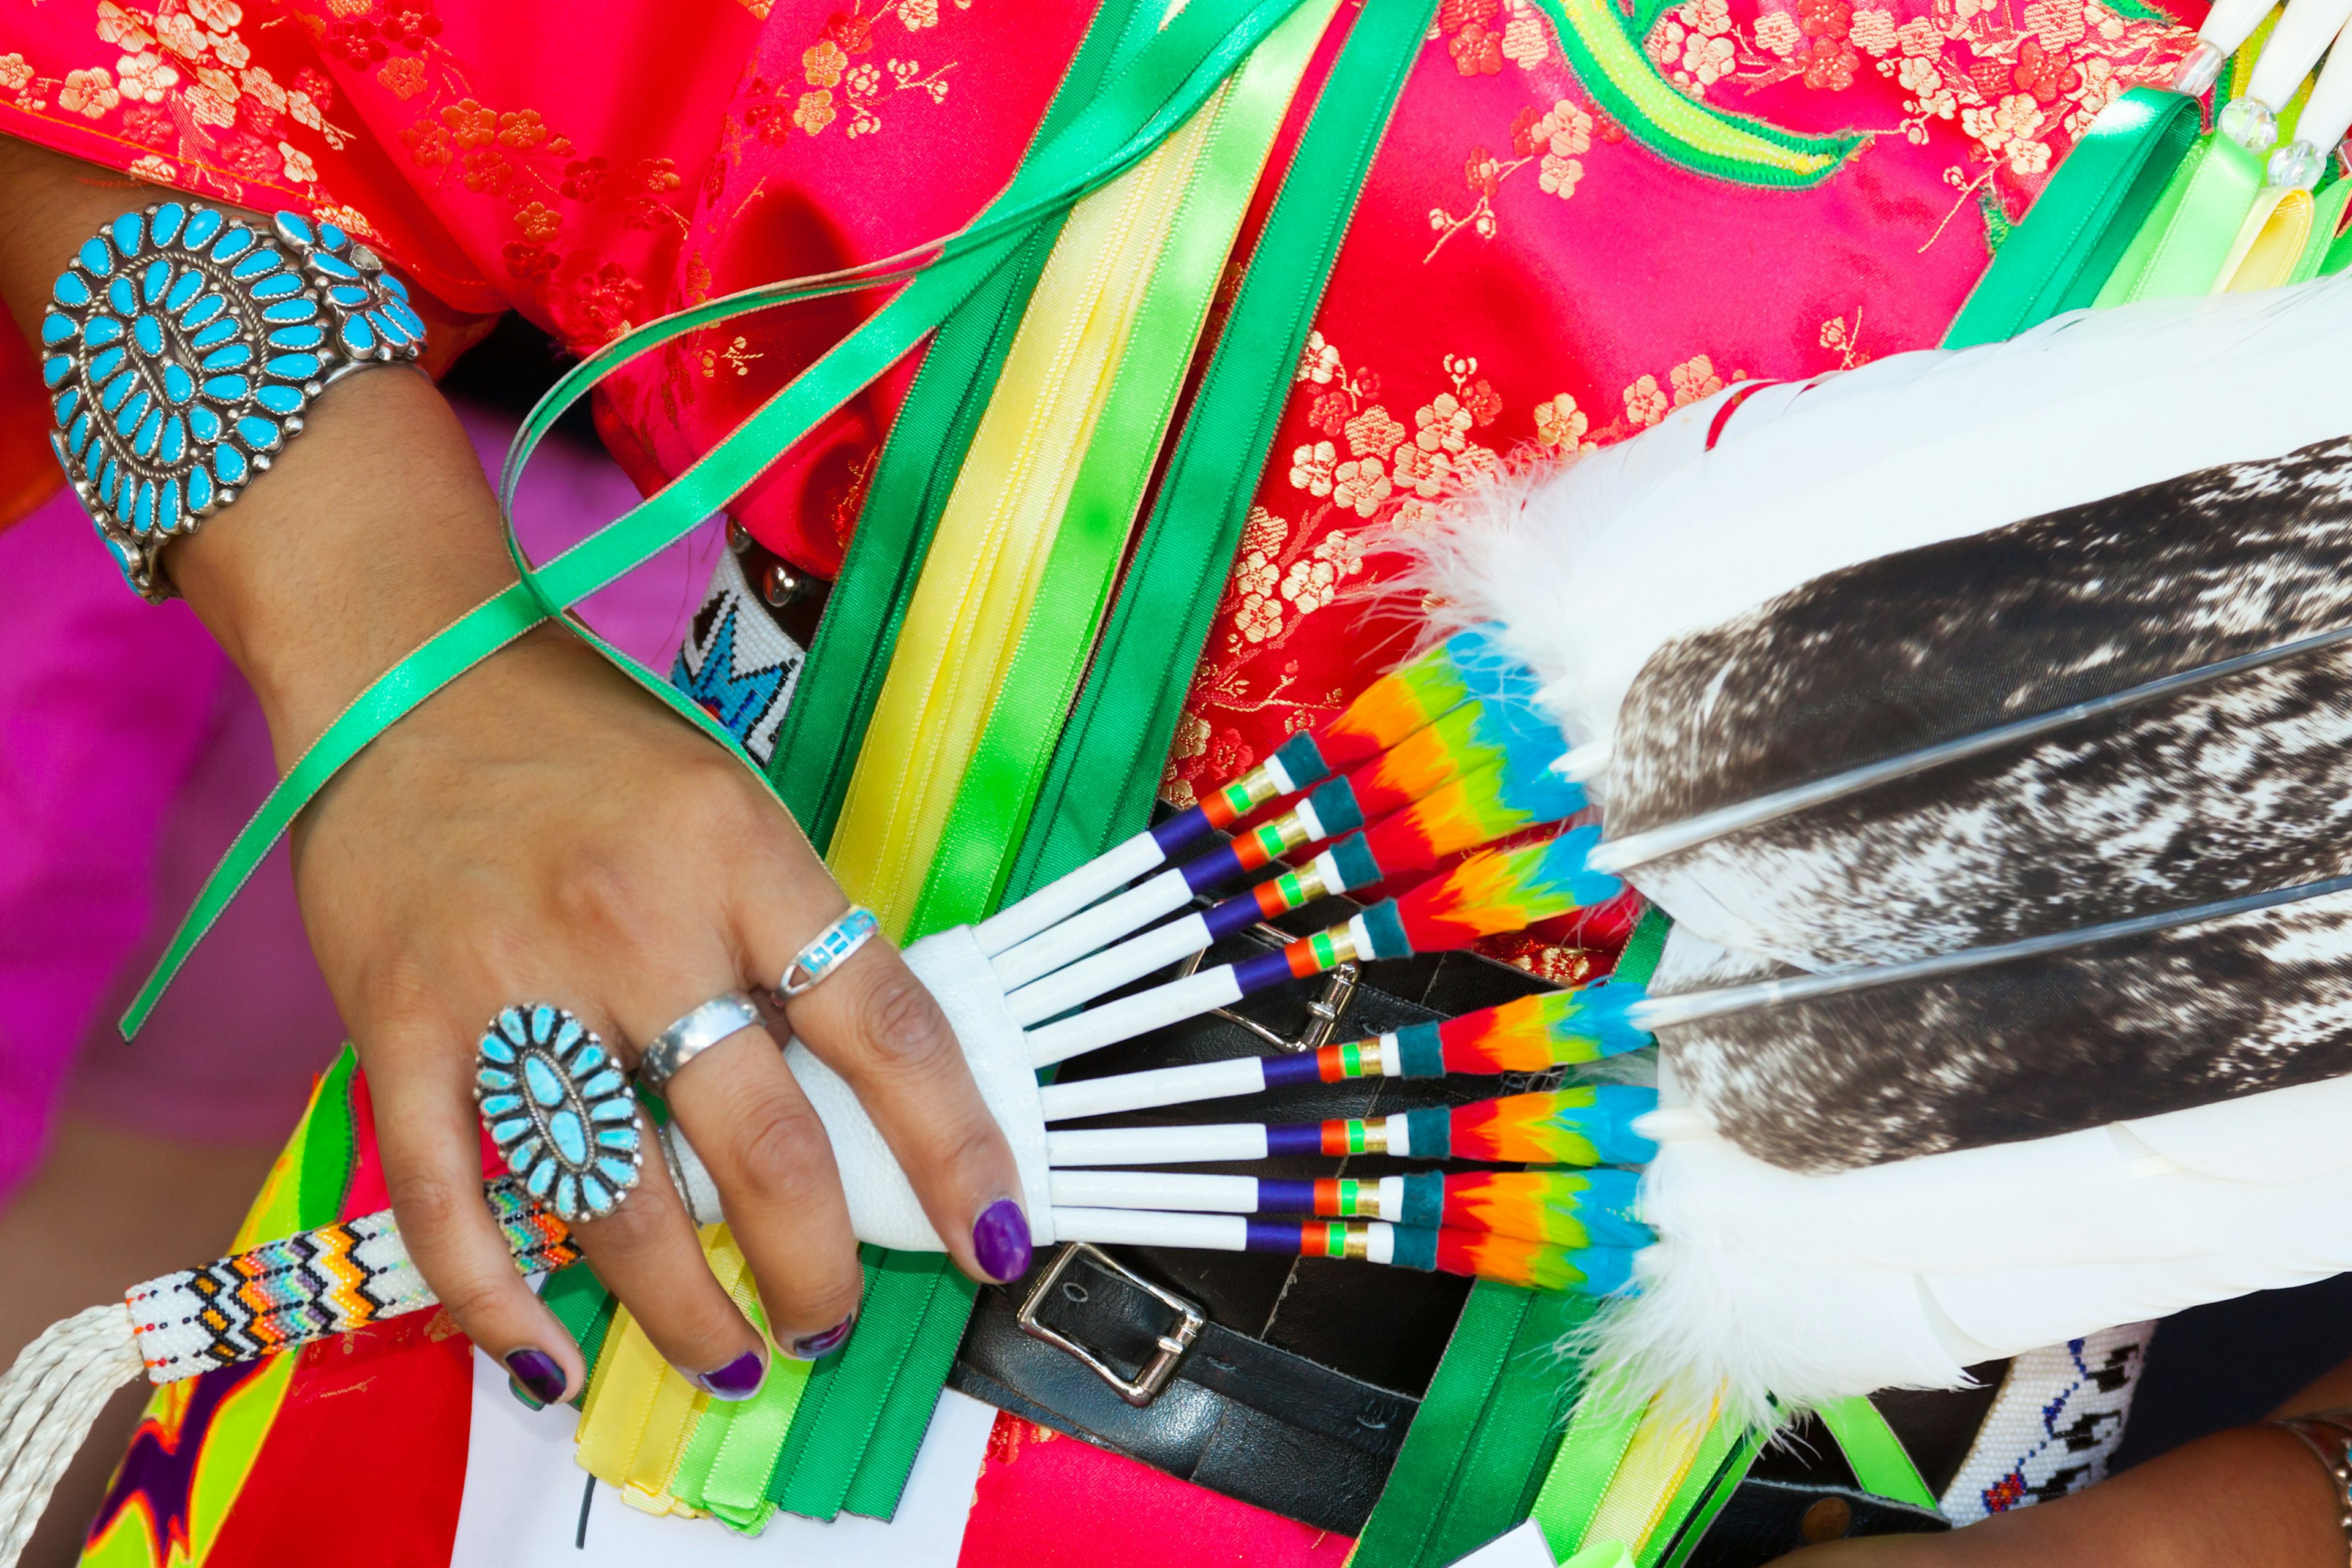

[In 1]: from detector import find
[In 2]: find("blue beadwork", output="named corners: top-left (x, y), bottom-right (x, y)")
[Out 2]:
top-left (476, 1005), bottom-right (642, 1224)
top-left (42, 206), bottom-right (423, 598)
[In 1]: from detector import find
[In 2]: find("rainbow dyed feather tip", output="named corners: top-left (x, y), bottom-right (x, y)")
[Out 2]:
top-left (1430, 982), bottom-right (1654, 1072)
top-left (1393, 824), bottom-right (1620, 951)
top-left (1442, 1086), bottom-right (1659, 1166)
top-left (1431, 1231), bottom-right (1640, 1295)
top-left (1316, 623), bottom-right (1542, 771)
top-left (1438, 1169), bottom-right (1654, 1250)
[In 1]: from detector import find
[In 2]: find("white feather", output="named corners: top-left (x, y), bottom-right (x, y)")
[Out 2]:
top-left (1412, 274), bottom-right (2352, 799)
top-left (1600, 1070), bottom-right (2352, 1425)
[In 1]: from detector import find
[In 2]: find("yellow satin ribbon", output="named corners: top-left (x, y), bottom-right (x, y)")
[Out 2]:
top-left (575, 1226), bottom-right (757, 1517)
top-left (575, 12), bottom-right (1332, 1502)
top-left (825, 86), bottom-right (1227, 936)
top-left (1580, 1390), bottom-right (1726, 1560)
top-left (2217, 183), bottom-right (2313, 292)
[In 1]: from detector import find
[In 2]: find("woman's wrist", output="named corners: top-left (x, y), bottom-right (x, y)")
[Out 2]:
top-left (165, 364), bottom-right (521, 764)
top-left (0, 137), bottom-right (513, 763)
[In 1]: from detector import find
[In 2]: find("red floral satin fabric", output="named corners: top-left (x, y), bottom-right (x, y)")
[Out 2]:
top-left (0, 0), bottom-right (2201, 1562)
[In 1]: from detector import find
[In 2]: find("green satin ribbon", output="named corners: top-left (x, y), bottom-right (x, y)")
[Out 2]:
top-left (2289, 178), bottom-right (2350, 284)
top-left (1942, 87), bottom-right (2199, 350)
top-left (764, 0), bottom-right (1163, 860)
top-left (1818, 1395), bottom-right (1937, 1510)
top-left (807, 0), bottom-right (1434, 1513)
top-left (905, 0), bottom-right (1336, 938)
top-left (1527, 1387), bottom-right (1650, 1562)
top-left (120, 0), bottom-right (1312, 1036)
top-left (2095, 131), bottom-right (2264, 303)
top-left (1008, 0), bottom-right (1439, 899)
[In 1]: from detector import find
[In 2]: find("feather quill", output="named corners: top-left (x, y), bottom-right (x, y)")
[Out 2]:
top-left (1412, 277), bottom-right (2352, 781)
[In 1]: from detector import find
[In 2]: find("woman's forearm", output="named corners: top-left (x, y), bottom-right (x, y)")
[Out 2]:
top-left (0, 137), bottom-right (518, 763)
top-left (1789, 1353), bottom-right (2352, 1567)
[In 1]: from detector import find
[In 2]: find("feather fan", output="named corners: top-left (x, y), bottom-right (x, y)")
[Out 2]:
top-left (1406, 269), bottom-right (2352, 1420)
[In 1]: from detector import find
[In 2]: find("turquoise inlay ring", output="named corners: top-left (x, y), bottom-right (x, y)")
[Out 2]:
top-left (776, 905), bottom-right (880, 1001)
top-left (40, 204), bottom-right (426, 600)
top-left (476, 1005), bottom-right (643, 1224)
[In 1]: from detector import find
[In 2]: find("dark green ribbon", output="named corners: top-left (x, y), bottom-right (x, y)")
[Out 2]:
top-left (1942, 87), bottom-right (2200, 350)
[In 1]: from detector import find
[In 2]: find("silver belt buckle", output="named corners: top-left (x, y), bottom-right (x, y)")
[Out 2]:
top-left (1016, 1242), bottom-right (1207, 1407)
top-left (1177, 919), bottom-right (1360, 1053)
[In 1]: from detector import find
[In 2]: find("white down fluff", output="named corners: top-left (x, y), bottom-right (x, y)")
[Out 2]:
top-left (1414, 275), bottom-right (2352, 796)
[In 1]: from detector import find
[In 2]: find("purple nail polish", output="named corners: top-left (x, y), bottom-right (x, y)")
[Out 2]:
top-left (505, 1348), bottom-right (566, 1409)
top-left (789, 1316), bottom-right (855, 1361)
top-left (972, 1198), bottom-right (1033, 1283)
top-left (695, 1351), bottom-right (767, 1402)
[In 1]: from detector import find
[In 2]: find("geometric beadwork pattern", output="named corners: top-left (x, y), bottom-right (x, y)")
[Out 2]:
top-left (477, 1004), bottom-right (642, 1224)
top-left (39, 205), bottom-right (426, 598)
top-left (124, 1177), bottom-right (577, 1384)
top-left (669, 547), bottom-right (805, 766)
top-left (1937, 1319), bottom-right (2155, 1524)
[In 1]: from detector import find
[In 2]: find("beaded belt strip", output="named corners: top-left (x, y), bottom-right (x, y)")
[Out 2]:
top-left (38, 204), bottom-right (426, 599)
top-left (124, 1177), bottom-right (575, 1382)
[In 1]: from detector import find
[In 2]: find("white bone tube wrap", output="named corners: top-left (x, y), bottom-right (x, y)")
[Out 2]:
top-left (1026, 964), bottom-right (1244, 1066)
top-left (1039, 1057), bottom-right (1268, 1121)
top-left (663, 925), bottom-right (1054, 1251)
top-left (1008, 913), bottom-right (1213, 1026)
top-left (991, 866), bottom-right (1194, 990)
top-left (1050, 1169), bottom-right (1263, 1212)
top-left (974, 831), bottom-right (1164, 956)
top-left (1047, 1121), bottom-right (1270, 1166)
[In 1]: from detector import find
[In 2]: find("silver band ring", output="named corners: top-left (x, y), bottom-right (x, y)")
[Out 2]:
top-left (777, 905), bottom-right (880, 1001)
top-left (638, 991), bottom-right (764, 1095)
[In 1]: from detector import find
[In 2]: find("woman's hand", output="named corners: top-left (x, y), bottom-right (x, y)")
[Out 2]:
top-left (290, 616), bottom-right (1033, 1404)
top-left (0, 138), bottom-right (1033, 1409)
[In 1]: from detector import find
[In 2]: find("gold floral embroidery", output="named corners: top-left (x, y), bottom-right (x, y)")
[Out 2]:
top-left (789, 1), bottom-right (960, 141)
top-left (1427, 97), bottom-right (1596, 262)
top-left (1165, 333), bottom-right (1531, 805)
top-left (1532, 391), bottom-right (1594, 453)
top-left (1621, 353), bottom-right (1727, 428)
top-left (1819, 309), bottom-right (1871, 366)
top-left (695, 333), bottom-right (765, 378)
top-left (1642, 0), bottom-right (2187, 236)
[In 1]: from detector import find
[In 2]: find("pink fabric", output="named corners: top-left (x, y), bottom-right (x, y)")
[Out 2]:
top-left (0, 405), bottom-right (714, 1200)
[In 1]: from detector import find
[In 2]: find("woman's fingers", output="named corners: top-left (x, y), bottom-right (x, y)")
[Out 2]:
top-left (563, 1087), bottom-right (771, 1400)
top-left (369, 1013), bottom-right (584, 1411)
top-left (658, 1025), bottom-right (865, 1359)
top-left (760, 905), bottom-right (1033, 1286)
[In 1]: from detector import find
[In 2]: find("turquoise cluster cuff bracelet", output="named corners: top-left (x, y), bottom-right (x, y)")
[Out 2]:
top-left (40, 203), bottom-right (426, 599)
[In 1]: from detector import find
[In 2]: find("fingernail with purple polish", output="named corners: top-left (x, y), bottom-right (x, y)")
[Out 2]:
top-left (789, 1316), bottom-right (855, 1361)
top-left (505, 1348), bottom-right (567, 1411)
top-left (695, 1351), bottom-right (767, 1402)
top-left (972, 1198), bottom-right (1033, 1283)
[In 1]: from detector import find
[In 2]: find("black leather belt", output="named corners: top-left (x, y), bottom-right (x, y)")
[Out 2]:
top-left (953, 901), bottom-right (1550, 1535)
top-left (948, 891), bottom-right (2008, 1548)
top-left (957, 1240), bottom-right (1418, 1535)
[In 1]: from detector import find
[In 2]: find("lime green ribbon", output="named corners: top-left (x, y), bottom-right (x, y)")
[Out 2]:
top-left (120, 0), bottom-right (1314, 1037)
top-left (904, 5), bottom-right (1332, 936)
top-left (2094, 130), bottom-right (2266, 303)
top-left (788, 0), bottom-right (1438, 1515)
top-left (1942, 86), bottom-right (2199, 349)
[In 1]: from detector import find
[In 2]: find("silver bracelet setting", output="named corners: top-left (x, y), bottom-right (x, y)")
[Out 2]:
top-left (39, 203), bottom-right (426, 600)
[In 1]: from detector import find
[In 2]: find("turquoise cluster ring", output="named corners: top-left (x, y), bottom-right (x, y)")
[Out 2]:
top-left (40, 203), bottom-right (426, 599)
top-left (477, 1005), bottom-right (643, 1225)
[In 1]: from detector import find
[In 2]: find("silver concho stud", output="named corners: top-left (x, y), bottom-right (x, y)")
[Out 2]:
top-left (476, 1005), bottom-right (641, 1223)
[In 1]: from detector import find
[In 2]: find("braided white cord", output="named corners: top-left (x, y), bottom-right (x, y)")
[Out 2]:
top-left (0, 1303), bottom-right (143, 1568)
